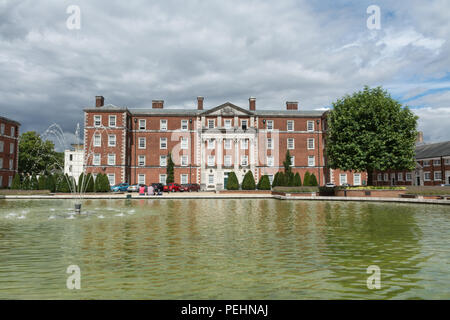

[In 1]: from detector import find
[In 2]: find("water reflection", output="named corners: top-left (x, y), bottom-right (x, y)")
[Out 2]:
top-left (0, 199), bottom-right (448, 299)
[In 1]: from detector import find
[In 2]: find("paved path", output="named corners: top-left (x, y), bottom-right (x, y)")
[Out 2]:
top-left (2, 192), bottom-right (450, 205)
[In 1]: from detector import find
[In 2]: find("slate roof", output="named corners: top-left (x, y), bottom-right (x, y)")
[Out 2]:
top-left (0, 115), bottom-right (21, 125)
top-left (415, 141), bottom-right (450, 159)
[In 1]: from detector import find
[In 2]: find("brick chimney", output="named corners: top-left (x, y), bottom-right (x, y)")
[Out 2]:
top-left (416, 131), bottom-right (424, 144)
top-left (152, 100), bottom-right (164, 109)
top-left (95, 96), bottom-right (104, 107)
top-left (249, 97), bottom-right (256, 111)
top-left (286, 101), bottom-right (298, 110)
top-left (197, 96), bottom-right (204, 110)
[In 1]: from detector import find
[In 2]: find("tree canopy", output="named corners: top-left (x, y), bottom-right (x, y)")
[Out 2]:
top-left (326, 86), bottom-right (418, 185)
top-left (18, 131), bottom-right (64, 175)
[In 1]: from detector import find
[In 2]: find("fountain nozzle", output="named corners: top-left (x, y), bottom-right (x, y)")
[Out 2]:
top-left (75, 203), bottom-right (82, 214)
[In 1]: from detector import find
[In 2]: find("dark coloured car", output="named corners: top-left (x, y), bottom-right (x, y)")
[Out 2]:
top-left (163, 183), bottom-right (182, 192)
top-left (181, 183), bottom-right (200, 192)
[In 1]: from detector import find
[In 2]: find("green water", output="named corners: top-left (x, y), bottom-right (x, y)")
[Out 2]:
top-left (0, 199), bottom-right (449, 299)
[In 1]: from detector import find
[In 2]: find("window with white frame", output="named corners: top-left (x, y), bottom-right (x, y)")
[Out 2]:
top-left (207, 139), bottom-right (215, 149)
top-left (8, 176), bottom-right (12, 187)
top-left (241, 139), bottom-right (248, 150)
top-left (406, 173), bottom-right (412, 181)
top-left (208, 119), bottom-right (215, 129)
top-left (181, 120), bottom-right (188, 131)
top-left (181, 155), bottom-right (188, 166)
top-left (138, 155), bottom-right (145, 166)
top-left (160, 119), bottom-right (167, 131)
top-left (138, 174), bottom-right (145, 185)
top-left (108, 135), bottom-right (116, 147)
top-left (434, 171), bottom-right (442, 180)
top-left (0, 176), bottom-right (2, 186)
top-left (0, 141), bottom-right (3, 152)
top-left (159, 174), bottom-right (167, 184)
top-left (208, 155), bottom-right (215, 167)
top-left (0, 158), bottom-right (3, 169)
top-left (107, 174), bottom-right (115, 186)
top-left (138, 137), bottom-right (146, 149)
top-left (307, 121), bottom-right (314, 132)
top-left (181, 137), bottom-right (188, 149)
top-left (224, 119), bottom-right (232, 129)
top-left (181, 174), bottom-right (188, 184)
top-left (353, 173), bottom-right (361, 186)
top-left (266, 120), bottom-right (273, 131)
top-left (267, 138), bottom-right (273, 149)
top-left (11, 126), bottom-right (15, 137)
top-left (433, 159), bottom-right (441, 166)
top-left (109, 115), bottom-right (116, 127)
top-left (267, 156), bottom-right (274, 167)
top-left (224, 155), bottom-right (232, 167)
top-left (93, 153), bottom-right (101, 165)
top-left (398, 173), bottom-right (403, 181)
top-left (241, 119), bottom-right (248, 130)
top-left (287, 138), bottom-right (294, 149)
top-left (424, 172), bottom-right (431, 181)
top-left (9, 159), bottom-right (13, 169)
top-left (241, 155), bottom-right (248, 166)
top-left (290, 156), bottom-right (295, 166)
top-left (9, 143), bottom-right (14, 154)
top-left (94, 115), bottom-right (101, 127)
top-left (160, 155), bottom-right (167, 167)
top-left (224, 139), bottom-right (231, 150)
top-left (287, 120), bottom-right (294, 131)
top-left (445, 158), bottom-right (450, 165)
top-left (139, 119), bottom-right (146, 130)
top-left (208, 174), bottom-right (214, 185)
top-left (384, 173), bottom-right (388, 181)
top-left (339, 174), bottom-right (347, 185)
top-left (108, 154), bottom-right (116, 165)
top-left (0, 123), bottom-right (4, 134)
top-left (160, 137), bottom-right (167, 149)
top-left (308, 155), bottom-right (315, 167)
top-left (377, 173), bottom-right (382, 181)
top-left (307, 138), bottom-right (315, 150)
top-left (423, 160), bottom-right (430, 167)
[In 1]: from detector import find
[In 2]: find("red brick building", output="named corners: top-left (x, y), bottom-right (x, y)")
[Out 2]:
top-left (84, 96), bottom-right (365, 189)
top-left (374, 141), bottom-right (450, 186)
top-left (0, 116), bottom-right (20, 188)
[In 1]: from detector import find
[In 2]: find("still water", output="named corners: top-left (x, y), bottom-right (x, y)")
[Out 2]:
top-left (0, 199), bottom-right (449, 299)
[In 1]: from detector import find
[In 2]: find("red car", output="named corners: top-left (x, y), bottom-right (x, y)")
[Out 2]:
top-left (181, 184), bottom-right (201, 192)
top-left (163, 183), bottom-right (182, 192)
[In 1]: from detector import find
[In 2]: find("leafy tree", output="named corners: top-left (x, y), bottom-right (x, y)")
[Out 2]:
top-left (226, 172), bottom-right (239, 190)
top-left (30, 174), bottom-right (39, 190)
top-left (18, 131), bottom-right (64, 175)
top-left (309, 173), bottom-right (318, 186)
top-left (293, 172), bottom-right (302, 186)
top-left (166, 152), bottom-right (175, 184)
top-left (303, 171), bottom-right (311, 186)
top-left (283, 150), bottom-right (294, 186)
top-left (11, 174), bottom-right (21, 189)
top-left (326, 86), bottom-right (418, 185)
top-left (257, 175), bottom-right (271, 190)
top-left (38, 175), bottom-right (47, 190)
top-left (242, 171), bottom-right (256, 190)
top-left (45, 174), bottom-right (56, 193)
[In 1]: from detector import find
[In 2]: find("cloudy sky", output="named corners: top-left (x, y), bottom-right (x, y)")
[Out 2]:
top-left (1, 0), bottom-right (449, 147)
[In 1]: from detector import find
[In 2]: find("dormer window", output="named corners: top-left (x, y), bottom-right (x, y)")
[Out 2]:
top-left (241, 120), bottom-right (248, 130)
top-left (208, 119), bottom-right (215, 129)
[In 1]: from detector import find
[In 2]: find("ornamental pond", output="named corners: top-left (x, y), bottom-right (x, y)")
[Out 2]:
top-left (0, 198), bottom-right (449, 299)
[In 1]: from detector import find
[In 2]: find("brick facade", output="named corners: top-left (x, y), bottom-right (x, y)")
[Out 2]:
top-left (83, 96), bottom-right (361, 189)
top-left (0, 116), bottom-right (20, 188)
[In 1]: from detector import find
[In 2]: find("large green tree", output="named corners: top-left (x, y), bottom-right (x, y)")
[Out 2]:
top-left (166, 152), bottom-right (175, 184)
top-left (18, 131), bottom-right (64, 175)
top-left (326, 86), bottom-right (418, 185)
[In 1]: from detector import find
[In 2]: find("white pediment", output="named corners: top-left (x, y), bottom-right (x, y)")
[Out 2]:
top-left (203, 102), bottom-right (253, 116)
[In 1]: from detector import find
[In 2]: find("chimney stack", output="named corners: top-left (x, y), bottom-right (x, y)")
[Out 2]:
top-left (152, 100), bottom-right (164, 109)
top-left (416, 131), bottom-right (424, 144)
top-left (197, 96), bottom-right (204, 110)
top-left (286, 101), bottom-right (298, 110)
top-left (95, 96), bottom-right (104, 108)
top-left (249, 97), bottom-right (256, 111)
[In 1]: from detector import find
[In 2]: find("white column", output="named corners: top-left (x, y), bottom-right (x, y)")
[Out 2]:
top-left (217, 138), bottom-right (222, 169)
top-left (234, 138), bottom-right (239, 170)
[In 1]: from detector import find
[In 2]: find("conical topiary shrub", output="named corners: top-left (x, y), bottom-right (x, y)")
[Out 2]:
top-left (242, 171), bottom-right (256, 190)
top-left (38, 175), bottom-right (47, 190)
top-left (303, 171), bottom-right (311, 186)
top-left (226, 172), bottom-right (239, 190)
top-left (45, 174), bottom-right (56, 193)
top-left (11, 174), bottom-right (21, 190)
top-left (309, 173), bottom-right (318, 186)
top-left (85, 173), bottom-right (94, 192)
top-left (30, 174), bottom-right (39, 190)
top-left (294, 172), bottom-right (302, 186)
top-left (257, 175), bottom-right (271, 190)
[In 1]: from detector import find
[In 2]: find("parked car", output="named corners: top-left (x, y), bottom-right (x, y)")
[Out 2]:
top-left (324, 182), bottom-right (336, 188)
top-left (151, 183), bottom-right (164, 193)
top-left (181, 183), bottom-right (201, 192)
top-left (163, 183), bottom-right (182, 192)
top-left (127, 184), bottom-right (147, 192)
top-left (111, 183), bottom-right (130, 192)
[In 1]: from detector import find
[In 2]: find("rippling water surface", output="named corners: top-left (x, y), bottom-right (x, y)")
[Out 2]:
top-left (0, 199), bottom-right (449, 299)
